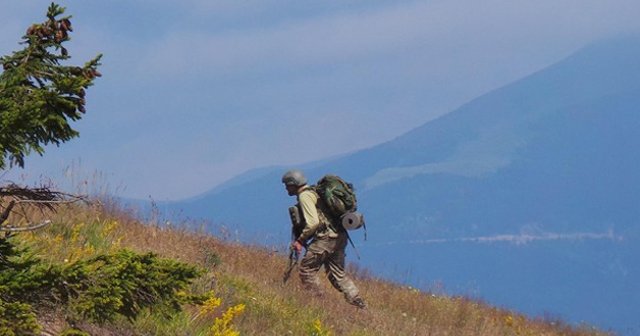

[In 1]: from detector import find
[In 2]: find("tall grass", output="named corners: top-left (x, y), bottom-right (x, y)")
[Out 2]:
top-left (4, 195), bottom-right (613, 336)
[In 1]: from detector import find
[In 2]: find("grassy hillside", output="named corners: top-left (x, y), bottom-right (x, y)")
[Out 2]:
top-left (2, 198), bottom-right (612, 336)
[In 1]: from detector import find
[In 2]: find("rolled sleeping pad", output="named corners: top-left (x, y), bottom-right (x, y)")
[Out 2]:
top-left (341, 211), bottom-right (365, 230)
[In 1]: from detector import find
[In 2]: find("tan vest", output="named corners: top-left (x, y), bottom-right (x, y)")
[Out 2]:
top-left (297, 187), bottom-right (338, 240)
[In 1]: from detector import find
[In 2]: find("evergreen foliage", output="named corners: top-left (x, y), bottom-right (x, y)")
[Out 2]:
top-left (59, 329), bottom-right (90, 336)
top-left (0, 299), bottom-right (40, 336)
top-left (0, 3), bottom-right (101, 169)
top-left (0, 236), bottom-right (203, 332)
top-left (63, 250), bottom-right (204, 323)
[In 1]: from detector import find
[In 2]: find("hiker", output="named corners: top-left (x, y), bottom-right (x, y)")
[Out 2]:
top-left (281, 169), bottom-right (366, 309)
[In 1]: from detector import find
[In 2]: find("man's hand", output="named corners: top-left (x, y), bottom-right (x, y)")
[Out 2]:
top-left (283, 240), bottom-right (302, 284)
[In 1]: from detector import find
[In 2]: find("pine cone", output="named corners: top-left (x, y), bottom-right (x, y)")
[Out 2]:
top-left (61, 19), bottom-right (72, 32)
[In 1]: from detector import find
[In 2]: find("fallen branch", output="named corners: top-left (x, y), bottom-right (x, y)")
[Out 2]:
top-left (0, 183), bottom-right (89, 232)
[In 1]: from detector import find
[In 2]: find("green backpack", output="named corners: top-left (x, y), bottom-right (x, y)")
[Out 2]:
top-left (315, 174), bottom-right (357, 218)
top-left (315, 175), bottom-right (367, 251)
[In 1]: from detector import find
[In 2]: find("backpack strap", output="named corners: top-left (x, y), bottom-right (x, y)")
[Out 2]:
top-left (345, 230), bottom-right (361, 260)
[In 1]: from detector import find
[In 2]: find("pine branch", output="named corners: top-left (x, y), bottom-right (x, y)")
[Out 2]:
top-left (0, 3), bottom-right (101, 169)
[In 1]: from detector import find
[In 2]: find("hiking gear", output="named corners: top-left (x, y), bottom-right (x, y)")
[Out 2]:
top-left (296, 188), bottom-right (338, 242)
top-left (315, 175), bottom-right (357, 218)
top-left (342, 211), bottom-right (367, 248)
top-left (282, 169), bottom-right (307, 187)
top-left (315, 175), bottom-right (367, 254)
top-left (282, 244), bottom-right (300, 283)
top-left (345, 231), bottom-right (361, 260)
top-left (288, 205), bottom-right (304, 239)
top-left (349, 297), bottom-right (367, 309)
top-left (341, 211), bottom-right (365, 230)
top-left (284, 205), bottom-right (306, 284)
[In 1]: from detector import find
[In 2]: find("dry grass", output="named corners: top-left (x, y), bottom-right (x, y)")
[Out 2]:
top-left (9, 198), bottom-right (613, 336)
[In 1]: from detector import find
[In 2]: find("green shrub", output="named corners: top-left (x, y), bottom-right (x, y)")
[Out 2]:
top-left (0, 237), bottom-right (204, 333)
top-left (64, 249), bottom-right (203, 323)
top-left (0, 299), bottom-right (40, 336)
top-left (0, 237), bottom-right (65, 306)
top-left (59, 329), bottom-right (90, 336)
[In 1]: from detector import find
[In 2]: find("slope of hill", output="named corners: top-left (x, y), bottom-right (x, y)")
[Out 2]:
top-left (7, 200), bottom-right (612, 335)
top-left (164, 35), bottom-right (640, 334)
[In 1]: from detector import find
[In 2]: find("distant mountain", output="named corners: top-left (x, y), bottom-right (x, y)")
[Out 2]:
top-left (165, 36), bottom-right (640, 335)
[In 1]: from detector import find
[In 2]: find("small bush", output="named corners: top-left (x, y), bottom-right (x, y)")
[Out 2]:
top-left (59, 329), bottom-right (90, 336)
top-left (63, 249), bottom-right (204, 323)
top-left (307, 318), bottom-right (333, 336)
top-left (0, 299), bottom-right (40, 336)
top-left (209, 303), bottom-right (245, 336)
top-left (0, 236), bottom-right (204, 333)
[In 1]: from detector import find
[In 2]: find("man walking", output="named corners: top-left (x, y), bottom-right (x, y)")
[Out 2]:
top-left (282, 169), bottom-right (366, 309)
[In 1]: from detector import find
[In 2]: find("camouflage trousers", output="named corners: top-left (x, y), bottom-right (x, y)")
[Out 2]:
top-left (299, 233), bottom-right (360, 303)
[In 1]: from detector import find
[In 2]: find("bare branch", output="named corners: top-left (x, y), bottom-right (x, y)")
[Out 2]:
top-left (0, 219), bottom-right (51, 232)
top-left (0, 183), bottom-right (90, 232)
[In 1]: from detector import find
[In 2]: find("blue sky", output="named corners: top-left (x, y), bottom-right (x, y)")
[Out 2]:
top-left (2, 0), bottom-right (639, 200)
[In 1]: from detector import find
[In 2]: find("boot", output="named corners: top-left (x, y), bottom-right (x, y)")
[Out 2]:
top-left (349, 296), bottom-right (367, 309)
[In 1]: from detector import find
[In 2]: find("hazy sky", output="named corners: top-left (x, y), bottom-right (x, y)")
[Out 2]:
top-left (2, 0), bottom-right (639, 200)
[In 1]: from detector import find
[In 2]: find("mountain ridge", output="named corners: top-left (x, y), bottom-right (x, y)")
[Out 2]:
top-left (163, 35), bottom-right (640, 334)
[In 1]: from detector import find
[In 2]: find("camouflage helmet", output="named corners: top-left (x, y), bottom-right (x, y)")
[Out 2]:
top-left (281, 169), bottom-right (307, 187)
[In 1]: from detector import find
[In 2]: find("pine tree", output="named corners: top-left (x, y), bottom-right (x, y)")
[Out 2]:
top-left (0, 3), bottom-right (102, 169)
